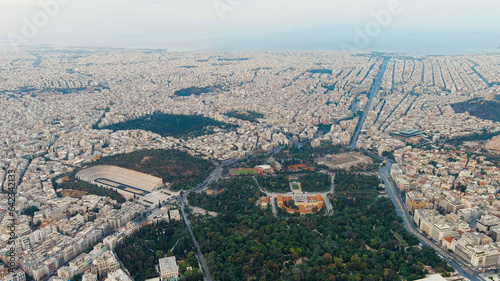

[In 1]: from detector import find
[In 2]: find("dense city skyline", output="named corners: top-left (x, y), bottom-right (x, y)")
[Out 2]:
top-left (1, 1), bottom-right (500, 281)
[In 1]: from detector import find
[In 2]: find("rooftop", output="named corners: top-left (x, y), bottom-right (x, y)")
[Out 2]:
top-left (159, 256), bottom-right (178, 273)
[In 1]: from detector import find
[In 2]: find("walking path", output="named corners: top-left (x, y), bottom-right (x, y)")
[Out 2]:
top-left (253, 172), bottom-right (335, 215)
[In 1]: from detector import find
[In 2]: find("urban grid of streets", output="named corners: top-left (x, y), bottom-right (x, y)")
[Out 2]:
top-left (0, 48), bottom-right (500, 281)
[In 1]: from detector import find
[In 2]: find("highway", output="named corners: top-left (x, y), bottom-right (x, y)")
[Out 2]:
top-left (379, 159), bottom-right (484, 281)
top-left (349, 57), bottom-right (389, 149)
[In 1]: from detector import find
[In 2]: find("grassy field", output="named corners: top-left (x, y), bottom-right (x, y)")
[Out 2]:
top-left (230, 169), bottom-right (259, 176)
top-left (290, 179), bottom-right (301, 190)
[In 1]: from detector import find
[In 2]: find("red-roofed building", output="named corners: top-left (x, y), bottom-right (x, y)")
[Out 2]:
top-left (258, 196), bottom-right (271, 209)
top-left (287, 164), bottom-right (314, 171)
top-left (442, 236), bottom-right (456, 251)
top-left (277, 194), bottom-right (324, 215)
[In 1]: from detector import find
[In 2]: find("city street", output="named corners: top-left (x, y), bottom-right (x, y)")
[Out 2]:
top-left (379, 159), bottom-right (485, 281)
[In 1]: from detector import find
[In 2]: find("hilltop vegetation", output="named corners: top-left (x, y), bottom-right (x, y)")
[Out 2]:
top-left (445, 130), bottom-right (500, 145)
top-left (94, 149), bottom-right (215, 190)
top-left (98, 113), bottom-right (235, 138)
top-left (451, 99), bottom-right (500, 122)
top-left (54, 178), bottom-right (126, 203)
top-left (174, 86), bottom-right (217, 97)
top-left (225, 111), bottom-right (264, 122)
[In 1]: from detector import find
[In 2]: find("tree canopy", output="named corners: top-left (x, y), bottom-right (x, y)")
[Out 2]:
top-left (115, 221), bottom-right (203, 281)
top-left (225, 111), bottom-right (264, 122)
top-left (188, 173), bottom-right (453, 281)
top-left (98, 112), bottom-right (236, 138)
top-left (94, 149), bottom-right (215, 190)
top-left (299, 172), bottom-right (331, 192)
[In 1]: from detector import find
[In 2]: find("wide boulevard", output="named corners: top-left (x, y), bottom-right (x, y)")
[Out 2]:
top-left (379, 159), bottom-right (484, 281)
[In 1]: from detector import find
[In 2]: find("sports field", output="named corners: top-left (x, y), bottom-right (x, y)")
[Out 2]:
top-left (76, 165), bottom-right (162, 199)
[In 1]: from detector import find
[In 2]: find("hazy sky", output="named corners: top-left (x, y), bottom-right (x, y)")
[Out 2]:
top-left (1, 0), bottom-right (499, 54)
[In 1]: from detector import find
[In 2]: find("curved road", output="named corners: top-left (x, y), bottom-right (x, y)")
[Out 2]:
top-left (379, 159), bottom-right (484, 281)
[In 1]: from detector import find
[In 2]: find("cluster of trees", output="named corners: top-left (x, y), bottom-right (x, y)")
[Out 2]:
top-left (91, 107), bottom-right (110, 129)
top-left (284, 143), bottom-right (343, 163)
top-left (218, 57), bottom-right (249, 61)
top-left (336, 111), bottom-right (363, 124)
top-left (334, 172), bottom-right (383, 192)
top-left (187, 178), bottom-right (265, 214)
top-left (347, 158), bottom-right (383, 173)
top-left (453, 183), bottom-right (468, 193)
top-left (409, 141), bottom-right (434, 151)
top-left (94, 149), bottom-right (215, 190)
top-left (255, 175), bottom-right (290, 193)
top-left (483, 154), bottom-right (500, 167)
top-left (70, 273), bottom-right (82, 281)
top-left (55, 179), bottom-right (126, 203)
top-left (382, 151), bottom-right (396, 161)
top-left (279, 158), bottom-right (304, 169)
top-left (21, 206), bottom-right (40, 217)
top-left (115, 221), bottom-right (203, 281)
top-left (308, 69), bottom-right (333, 74)
top-left (225, 111), bottom-right (264, 122)
top-left (99, 112), bottom-right (235, 138)
top-left (445, 129), bottom-right (499, 145)
top-left (299, 172), bottom-right (331, 192)
top-left (316, 123), bottom-right (333, 134)
top-left (174, 86), bottom-right (216, 97)
top-left (232, 153), bottom-right (271, 171)
top-left (322, 84), bottom-right (337, 93)
top-left (451, 99), bottom-right (500, 122)
top-left (189, 173), bottom-right (452, 281)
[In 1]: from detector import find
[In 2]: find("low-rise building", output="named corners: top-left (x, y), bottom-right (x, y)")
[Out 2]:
top-left (159, 256), bottom-right (179, 281)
